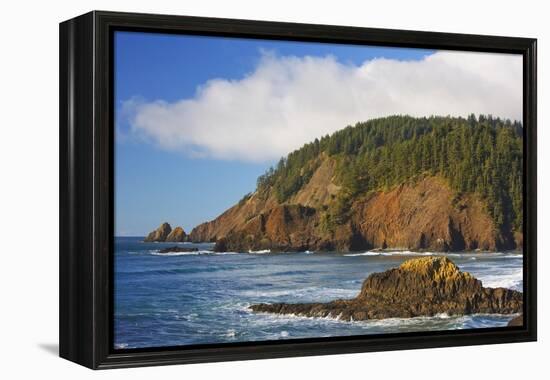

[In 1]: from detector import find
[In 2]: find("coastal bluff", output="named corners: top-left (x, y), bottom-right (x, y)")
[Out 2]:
top-left (250, 257), bottom-right (523, 320)
top-left (191, 176), bottom-right (519, 253)
top-left (144, 223), bottom-right (188, 242)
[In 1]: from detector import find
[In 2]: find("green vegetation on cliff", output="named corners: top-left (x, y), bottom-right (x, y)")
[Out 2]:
top-left (256, 115), bottom-right (523, 231)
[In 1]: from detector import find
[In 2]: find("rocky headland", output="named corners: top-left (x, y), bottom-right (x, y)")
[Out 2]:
top-left (152, 116), bottom-right (522, 254)
top-left (192, 175), bottom-right (520, 253)
top-left (249, 257), bottom-right (523, 320)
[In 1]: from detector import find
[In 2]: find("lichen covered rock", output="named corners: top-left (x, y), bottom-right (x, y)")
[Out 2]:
top-left (250, 257), bottom-right (523, 320)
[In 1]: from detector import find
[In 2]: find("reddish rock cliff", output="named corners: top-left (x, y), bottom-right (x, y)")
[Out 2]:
top-left (190, 168), bottom-right (519, 252)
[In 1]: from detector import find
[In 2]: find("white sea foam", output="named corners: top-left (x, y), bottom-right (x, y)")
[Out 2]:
top-left (344, 250), bottom-right (436, 257)
top-left (114, 343), bottom-right (128, 349)
top-left (248, 249), bottom-right (271, 254)
top-left (343, 251), bottom-right (381, 257)
top-left (150, 250), bottom-right (238, 256)
top-left (476, 267), bottom-right (523, 291)
top-left (343, 250), bottom-right (522, 259)
top-left (252, 309), bottom-right (515, 331)
top-left (240, 286), bottom-right (357, 300)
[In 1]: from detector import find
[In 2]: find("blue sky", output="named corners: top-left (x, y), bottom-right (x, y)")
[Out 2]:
top-left (114, 31), bottom-right (521, 236)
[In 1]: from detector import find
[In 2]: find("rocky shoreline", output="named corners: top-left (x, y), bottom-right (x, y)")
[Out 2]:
top-left (190, 177), bottom-right (522, 254)
top-left (249, 257), bottom-right (522, 321)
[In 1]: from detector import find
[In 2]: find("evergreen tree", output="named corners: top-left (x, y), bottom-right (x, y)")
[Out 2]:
top-left (255, 115), bottom-right (523, 231)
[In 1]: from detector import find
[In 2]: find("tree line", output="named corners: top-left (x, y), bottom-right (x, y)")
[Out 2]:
top-left (256, 115), bottom-right (523, 231)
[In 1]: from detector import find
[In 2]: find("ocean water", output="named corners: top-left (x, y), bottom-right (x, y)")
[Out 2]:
top-left (114, 237), bottom-right (523, 349)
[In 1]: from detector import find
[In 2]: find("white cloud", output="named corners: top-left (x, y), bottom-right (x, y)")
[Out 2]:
top-left (126, 50), bottom-right (522, 162)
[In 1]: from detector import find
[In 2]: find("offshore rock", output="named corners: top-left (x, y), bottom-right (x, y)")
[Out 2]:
top-left (157, 246), bottom-right (198, 254)
top-left (166, 226), bottom-right (187, 242)
top-left (144, 222), bottom-right (172, 242)
top-left (250, 257), bottom-right (523, 320)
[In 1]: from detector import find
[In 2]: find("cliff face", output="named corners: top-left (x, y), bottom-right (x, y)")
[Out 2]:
top-left (189, 157), bottom-right (339, 244)
top-left (190, 170), bottom-right (518, 252)
top-left (351, 177), bottom-right (507, 251)
top-left (250, 257), bottom-right (523, 320)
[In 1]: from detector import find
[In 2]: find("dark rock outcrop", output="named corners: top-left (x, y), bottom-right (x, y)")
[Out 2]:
top-left (144, 222), bottom-right (172, 242)
top-left (166, 226), bottom-right (187, 242)
top-left (507, 314), bottom-right (523, 327)
top-left (157, 246), bottom-right (198, 254)
top-left (250, 257), bottom-right (523, 320)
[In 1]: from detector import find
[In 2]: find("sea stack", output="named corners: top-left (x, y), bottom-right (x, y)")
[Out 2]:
top-left (144, 222), bottom-right (172, 242)
top-left (250, 257), bottom-right (523, 320)
top-left (166, 226), bottom-right (187, 242)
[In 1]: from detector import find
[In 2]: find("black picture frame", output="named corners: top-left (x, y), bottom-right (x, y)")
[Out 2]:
top-left (59, 10), bottom-right (537, 369)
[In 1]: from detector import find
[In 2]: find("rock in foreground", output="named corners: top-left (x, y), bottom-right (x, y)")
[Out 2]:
top-left (250, 257), bottom-right (522, 320)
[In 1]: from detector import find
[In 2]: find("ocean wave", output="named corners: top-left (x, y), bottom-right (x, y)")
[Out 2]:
top-left (240, 285), bottom-right (358, 300)
top-left (248, 249), bottom-right (271, 254)
top-left (476, 267), bottom-right (523, 291)
top-left (117, 266), bottom-right (238, 277)
top-left (271, 270), bottom-right (315, 276)
top-left (150, 250), bottom-right (239, 256)
top-left (343, 250), bottom-right (522, 259)
top-left (150, 250), bottom-right (201, 256)
top-left (250, 309), bottom-right (518, 330)
top-left (343, 251), bottom-right (382, 257)
top-left (344, 250), bottom-right (436, 257)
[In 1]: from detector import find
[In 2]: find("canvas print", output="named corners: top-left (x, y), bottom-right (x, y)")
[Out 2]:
top-left (114, 31), bottom-right (524, 350)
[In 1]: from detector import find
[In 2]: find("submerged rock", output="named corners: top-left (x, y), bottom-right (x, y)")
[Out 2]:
top-left (157, 246), bottom-right (198, 253)
top-left (144, 222), bottom-right (172, 242)
top-left (250, 257), bottom-right (522, 320)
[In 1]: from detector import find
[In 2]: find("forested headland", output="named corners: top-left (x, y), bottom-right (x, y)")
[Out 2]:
top-left (188, 114), bottom-right (523, 253)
